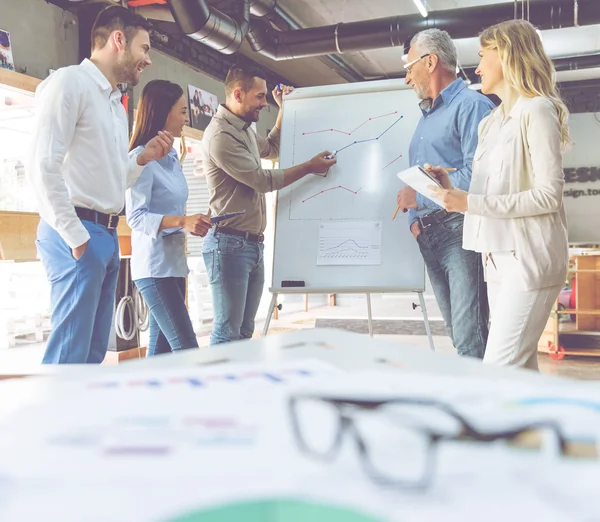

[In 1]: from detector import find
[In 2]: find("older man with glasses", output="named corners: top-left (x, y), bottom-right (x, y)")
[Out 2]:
top-left (397, 29), bottom-right (495, 360)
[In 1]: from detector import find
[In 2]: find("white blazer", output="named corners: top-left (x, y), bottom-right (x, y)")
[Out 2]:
top-left (463, 96), bottom-right (569, 290)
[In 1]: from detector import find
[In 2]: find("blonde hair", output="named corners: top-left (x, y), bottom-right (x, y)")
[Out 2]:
top-left (479, 19), bottom-right (570, 148)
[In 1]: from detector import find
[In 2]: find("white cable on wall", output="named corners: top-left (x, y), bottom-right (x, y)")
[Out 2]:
top-left (114, 262), bottom-right (137, 341)
top-left (134, 284), bottom-right (149, 332)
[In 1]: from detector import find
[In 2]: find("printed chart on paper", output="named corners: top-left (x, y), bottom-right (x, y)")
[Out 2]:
top-left (317, 221), bottom-right (382, 266)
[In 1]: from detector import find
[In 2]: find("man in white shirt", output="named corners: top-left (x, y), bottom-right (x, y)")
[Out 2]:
top-left (29, 6), bottom-right (173, 364)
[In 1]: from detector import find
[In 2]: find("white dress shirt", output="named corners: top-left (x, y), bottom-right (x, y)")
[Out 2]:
top-left (28, 59), bottom-right (144, 248)
top-left (463, 96), bottom-right (569, 290)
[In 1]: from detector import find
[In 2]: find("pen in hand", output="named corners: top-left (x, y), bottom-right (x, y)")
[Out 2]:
top-left (394, 166), bottom-right (457, 219)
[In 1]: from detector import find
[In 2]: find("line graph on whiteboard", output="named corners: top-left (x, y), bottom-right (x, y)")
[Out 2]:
top-left (317, 221), bottom-right (382, 266)
top-left (288, 107), bottom-right (409, 221)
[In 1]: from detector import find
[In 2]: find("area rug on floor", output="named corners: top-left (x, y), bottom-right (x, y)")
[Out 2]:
top-left (314, 318), bottom-right (447, 336)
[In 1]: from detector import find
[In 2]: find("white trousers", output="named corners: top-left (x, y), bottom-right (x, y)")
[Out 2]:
top-left (484, 252), bottom-right (562, 371)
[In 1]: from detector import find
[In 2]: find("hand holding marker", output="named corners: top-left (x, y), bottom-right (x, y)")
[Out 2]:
top-left (277, 83), bottom-right (335, 175)
top-left (392, 167), bottom-right (456, 220)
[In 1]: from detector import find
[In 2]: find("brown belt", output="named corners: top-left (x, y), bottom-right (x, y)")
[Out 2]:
top-left (75, 207), bottom-right (119, 230)
top-left (216, 227), bottom-right (264, 243)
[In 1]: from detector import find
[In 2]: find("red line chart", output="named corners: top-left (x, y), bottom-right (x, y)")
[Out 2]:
top-left (382, 153), bottom-right (404, 170)
top-left (302, 111), bottom-right (400, 136)
top-left (302, 185), bottom-right (363, 203)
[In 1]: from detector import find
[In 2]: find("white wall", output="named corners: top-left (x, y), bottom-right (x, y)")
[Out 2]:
top-left (1, 0), bottom-right (78, 79)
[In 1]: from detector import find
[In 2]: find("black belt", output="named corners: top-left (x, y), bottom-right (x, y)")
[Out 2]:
top-left (216, 226), bottom-right (264, 243)
top-left (418, 209), bottom-right (449, 229)
top-left (75, 207), bottom-right (120, 230)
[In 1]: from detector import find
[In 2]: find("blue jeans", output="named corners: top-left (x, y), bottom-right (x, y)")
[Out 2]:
top-left (416, 212), bottom-right (489, 359)
top-left (36, 219), bottom-right (120, 364)
top-left (202, 230), bottom-right (265, 345)
top-left (134, 277), bottom-right (198, 356)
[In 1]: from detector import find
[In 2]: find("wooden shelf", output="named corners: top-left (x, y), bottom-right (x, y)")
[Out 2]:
top-left (557, 309), bottom-right (600, 315)
top-left (539, 253), bottom-right (600, 357)
top-left (0, 69), bottom-right (40, 93)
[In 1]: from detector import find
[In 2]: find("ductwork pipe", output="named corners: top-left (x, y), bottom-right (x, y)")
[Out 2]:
top-left (249, 0), bottom-right (291, 31)
top-left (167, 0), bottom-right (249, 54)
top-left (248, 0), bottom-right (363, 81)
top-left (459, 53), bottom-right (600, 84)
top-left (244, 0), bottom-right (600, 60)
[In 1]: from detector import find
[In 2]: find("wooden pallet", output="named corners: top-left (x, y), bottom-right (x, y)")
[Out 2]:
top-left (102, 346), bottom-right (147, 364)
top-left (538, 342), bottom-right (600, 359)
top-left (0, 314), bottom-right (52, 349)
top-left (538, 316), bottom-right (600, 358)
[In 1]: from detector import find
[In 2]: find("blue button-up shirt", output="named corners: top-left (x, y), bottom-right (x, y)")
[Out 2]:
top-left (126, 147), bottom-right (189, 280)
top-left (408, 78), bottom-right (496, 226)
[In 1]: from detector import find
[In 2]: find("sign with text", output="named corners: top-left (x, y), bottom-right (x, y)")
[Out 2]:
top-left (562, 113), bottom-right (600, 244)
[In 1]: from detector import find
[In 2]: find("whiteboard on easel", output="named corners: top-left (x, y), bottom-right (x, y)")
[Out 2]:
top-left (271, 79), bottom-right (425, 293)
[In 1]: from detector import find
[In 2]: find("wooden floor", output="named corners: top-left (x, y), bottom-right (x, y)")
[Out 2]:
top-left (538, 353), bottom-right (600, 380)
top-left (2, 301), bottom-right (600, 382)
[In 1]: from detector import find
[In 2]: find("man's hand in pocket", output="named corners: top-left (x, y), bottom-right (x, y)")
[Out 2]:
top-left (72, 240), bottom-right (89, 260)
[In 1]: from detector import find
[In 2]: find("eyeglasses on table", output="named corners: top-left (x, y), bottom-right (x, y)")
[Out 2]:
top-left (288, 394), bottom-right (567, 489)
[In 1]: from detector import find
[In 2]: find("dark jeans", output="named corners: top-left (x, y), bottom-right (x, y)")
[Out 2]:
top-left (134, 277), bottom-right (198, 356)
top-left (416, 212), bottom-right (489, 359)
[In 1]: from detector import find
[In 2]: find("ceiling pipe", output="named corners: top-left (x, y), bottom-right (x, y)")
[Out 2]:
top-left (461, 53), bottom-right (600, 84)
top-left (248, 0), bottom-right (363, 82)
top-left (362, 51), bottom-right (600, 83)
top-left (166, 0), bottom-right (249, 54)
top-left (365, 53), bottom-right (600, 84)
top-left (241, 0), bottom-right (600, 60)
top-left (248, 0), bottom-right (291, 31)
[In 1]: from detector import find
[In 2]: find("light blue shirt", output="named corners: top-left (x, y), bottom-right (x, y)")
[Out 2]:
top-left (408, 78), bottom-right (496, 226)
top-left (126, 147), bottom-right (189, 280)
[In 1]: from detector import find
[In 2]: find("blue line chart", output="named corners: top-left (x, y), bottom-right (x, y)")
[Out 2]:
top-left (332, 115), bottom-right (404, 157)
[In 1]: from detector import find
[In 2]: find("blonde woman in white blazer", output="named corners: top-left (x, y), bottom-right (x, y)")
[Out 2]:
top-left (428, 19), bottom-right (569, 371)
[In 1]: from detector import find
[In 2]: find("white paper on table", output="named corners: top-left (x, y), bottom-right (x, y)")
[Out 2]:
top-left (317, 221), bottom-right (382, 266)
top-left (2, 366), bottom-right (600, 521)
top-left (397, 165), bottom-right (444, 207)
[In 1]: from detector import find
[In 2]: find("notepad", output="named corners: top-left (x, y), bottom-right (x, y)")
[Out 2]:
top-left (397, 165), bottom-right (444, 207)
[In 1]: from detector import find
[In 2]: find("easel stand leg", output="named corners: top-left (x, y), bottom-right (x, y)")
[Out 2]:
top-left (262, 293), bottom-right (278, 337)
top-left (366, 293), bottom-right (373, 337)
top-left (418, 291), bottom-right (435, 351)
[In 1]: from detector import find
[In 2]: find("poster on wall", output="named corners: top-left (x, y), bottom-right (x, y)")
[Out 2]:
top-left (187, 85), bottom-right (218, 131)
top-left (562, 113), bottom-right (600, 245)
top-left (0, 29), bottom-right (15, 71)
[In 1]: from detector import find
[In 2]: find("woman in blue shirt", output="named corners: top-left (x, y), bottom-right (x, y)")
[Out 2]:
top-left (127, 80), bottom-right (212, 356)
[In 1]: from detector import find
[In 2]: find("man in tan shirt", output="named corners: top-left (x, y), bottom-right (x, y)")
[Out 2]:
top-left (202, 64), bottom-right (335, 345)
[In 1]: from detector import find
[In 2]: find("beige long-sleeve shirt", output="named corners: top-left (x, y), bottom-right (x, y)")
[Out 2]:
top-left (463, 96), bottom-right (569, 290)
top-left (201, 105), bottom-right (285, 235)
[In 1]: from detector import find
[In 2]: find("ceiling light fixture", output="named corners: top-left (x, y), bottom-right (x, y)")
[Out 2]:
top-left (412, 0), bottom-right (428, 18)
